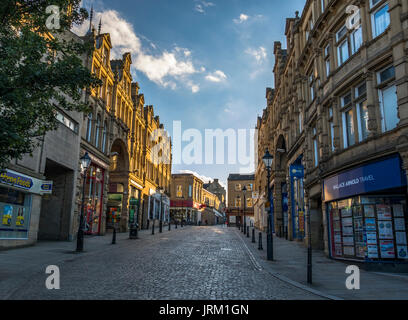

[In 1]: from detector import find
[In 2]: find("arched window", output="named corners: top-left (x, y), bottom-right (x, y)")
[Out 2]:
top-left (102, 121), bottom-right (107, 153)
top-left (95, 115), bottom-right (101, 147)
top-left (86, 112), bottom-right (93, 142)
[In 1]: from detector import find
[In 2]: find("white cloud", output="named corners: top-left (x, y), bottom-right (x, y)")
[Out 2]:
top-left (178, 170), bottom-right (214, 184)
top-left (245, 46), bottom-right (267, 63)
top-left (72, 9), bottom-right (200, 93)
top-left (205, 70), bottom-right (227, 83)
top-left (233, 13), bottom-right (249, 24)
top-left (194, 0), bottom-right (215, 14)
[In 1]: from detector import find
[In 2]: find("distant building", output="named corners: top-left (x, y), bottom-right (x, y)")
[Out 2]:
top-left (227, 174), bottom-right (255, 227)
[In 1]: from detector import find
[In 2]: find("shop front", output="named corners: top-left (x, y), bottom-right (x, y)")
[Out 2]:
top-left (84, 164), bottom-right (105, 235)
top-left (324, 154), bottom-right (408, 263)
top-left (290, 161), bottom-right (305, 241)
top-left (107, 183), bottom-right (124, 232)
top-left (0, 169), bottom-right (52, 245)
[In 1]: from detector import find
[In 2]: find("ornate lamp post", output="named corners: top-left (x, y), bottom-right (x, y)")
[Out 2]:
top-left (158, 186), bottom-right (164, 233)
top-left (242, 185), bottom-right (247, 235)
top-left (263, 149), bottom-right (274, 261)
top-left (76, 152), bottom-right (91, 252)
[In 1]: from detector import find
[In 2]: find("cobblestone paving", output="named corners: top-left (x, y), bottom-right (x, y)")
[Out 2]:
top-left (4, 226), bottom-right (323, 300)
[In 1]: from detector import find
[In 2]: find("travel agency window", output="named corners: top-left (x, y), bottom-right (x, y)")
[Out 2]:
top-left (324, 155), bottom-right (408, 262)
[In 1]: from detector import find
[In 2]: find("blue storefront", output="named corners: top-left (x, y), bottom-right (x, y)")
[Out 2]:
top-left (323, 154), bottom-right (408, 262)
top-left (290, 157), bottom-right (305, 241)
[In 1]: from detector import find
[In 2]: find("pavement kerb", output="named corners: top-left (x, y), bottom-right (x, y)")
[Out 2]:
top-left (233, 228), bottom-right (343, 301)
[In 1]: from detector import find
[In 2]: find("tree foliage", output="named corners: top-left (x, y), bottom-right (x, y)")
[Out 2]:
top-left (0, 0), bottom-right (101, 169)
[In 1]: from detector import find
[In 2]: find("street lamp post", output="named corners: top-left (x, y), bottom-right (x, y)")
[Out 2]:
top-left (158, 187), bottom-right (164, 233)
top-left (243, 186), bottom-right (247, 235)
top-left (76, 152), bottom-right (91, 252)
top-left (263, 149), bottom-right (274, 261)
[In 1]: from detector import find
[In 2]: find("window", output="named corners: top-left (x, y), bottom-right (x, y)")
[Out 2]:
top-left (313, 127), bottom-right (319, 167)
top-left (308, 72), bottom-right (316, 102)
top-left (102, 121), bottom-right (107, 153)
top-left (351, 26), bottom-right (363, 54)
top-left (247, 184), bottom-right (253, 191)
top-left (324, 44), bottom-right (331, 78)
top-left (377, 66), bottom-right (398, 132)
top-left (95, 115), bottom-right (101, 148)
top-left (328, 107), bottom-right (335, 152)
top-left (343, 109), bottom-right (356, 148)
top-left (371, 3), bottom-right (390, 38)
top-left (86, 113), bottom-right (93, 142)
top-left (235, 184), bottom-right (241, 191)
top-left (338, 40), bottom-right (349, 66)
top-left (321, 0), bottom-right (325, 13)
top-left (188, 185), bottom-right (192, 198)
top-left (235, 197), bottom-right (241, 208)
top-left (246, 198), bottom-right (253, 208)
top-left (357, 101), bottom-right (369, 141)
top-left (176, 185), bottom-right (182, 198)
top-left (55, 110), bottom-right (79, 133)
top-left (299, 112), bottom-right (303, 133)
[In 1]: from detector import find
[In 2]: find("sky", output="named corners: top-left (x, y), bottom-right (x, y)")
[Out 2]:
top-left (74, 0), bottom-right (306, 188)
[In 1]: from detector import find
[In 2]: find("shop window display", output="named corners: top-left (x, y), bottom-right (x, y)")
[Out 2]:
top-left (328, 196), bottom-right (408, 261)
top-left (0, 187), bottom-right (32, 239)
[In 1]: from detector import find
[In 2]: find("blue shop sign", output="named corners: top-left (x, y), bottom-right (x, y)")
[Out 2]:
top-left (290, 165), bottom-right (304, 179)
top-left (323, 155), bottom-right (407, 202)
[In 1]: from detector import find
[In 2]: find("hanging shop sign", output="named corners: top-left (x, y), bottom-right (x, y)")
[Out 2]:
top-left (289, 165), bottom-right (304, 179)
top-left (0, 169), bottom-right (53, 195)
top-left (323, 155), bottom-right (407, 202)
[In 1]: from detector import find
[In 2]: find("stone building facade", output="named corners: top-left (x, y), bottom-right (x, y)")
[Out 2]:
top-left (255, 0), bottom-right (408, 263)
top-left (227, 174), bottom-right (255, 227)
top-left (0, 18), bottom-right (172, 249)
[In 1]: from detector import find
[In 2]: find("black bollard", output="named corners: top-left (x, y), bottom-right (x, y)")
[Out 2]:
top-left (252, 228), bottom-right (256, 243)
top-left (258, 232), bottom-right (263, 250)
top-left (152, 221), bottom-right (155, 235)
top-left (112, 226), bottom-right (116, 245)
top-left (168, 221), bottom-right (171, 231)
top-left (247, 226), bottom-right (250, 238)
top-left (175, 221), bottom-right (178, 229)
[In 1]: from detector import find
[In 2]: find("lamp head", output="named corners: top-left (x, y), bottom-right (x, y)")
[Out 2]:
top-left (262, 149), bottom-right (274, 169)
top-left (80, 152), bottom-right (92, 171)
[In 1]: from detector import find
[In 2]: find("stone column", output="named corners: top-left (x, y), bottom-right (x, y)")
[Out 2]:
top-left (366, 72), bottom-right (379, 137)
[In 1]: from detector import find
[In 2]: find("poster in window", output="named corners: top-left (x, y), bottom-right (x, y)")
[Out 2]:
top-left (367, 245), bottom-right (379, 258)
top-left (15, 207), bottom-right (25, 227)
top-left (393, 204), bottom-right (404, 217)
top-left (334, 232), bottom-right (342, 244)
top-left (365, 218), bottom-right (376, 231)
top-left (341, 207), bottom-right (352, 217)
top-left (364, 205), bottom-right (375, 218)
top-left (394, 218), bottom-right (406, 231)
top-left (353, 218), bottom-right (363, 231)
top-left (397, 246), bottom-right (408, 259)
top-left (377, 205), bottom-right (392, 220)
top-left (343, 246), bottom-right (355, 256)
top-left (343, 236), bottom-right (354, 246)
top-left (366, 231), bottom-right (378, 244)
top-left (380, 240), bottom-right (395, 258)
top-left (342, 225), bottom-right (354, 236)
top-left (353, 206), bottom-right (363, 218)
top-left (333, 219), bottom-right (341, 232)
top-left (334, 244), bottom-right (343, 257)
top-left (2, 205), bottom-right (13, 226)
top-left (333, 209), bottom-right (340, 220)
top-left (396, 232), bottom-right (407, 245)
top-left (378, 221), bottom-right (394, 239)
top-left (356, 244), bottom-right (365, 258)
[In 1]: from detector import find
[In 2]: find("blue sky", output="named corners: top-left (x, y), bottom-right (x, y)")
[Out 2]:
top-left (75, 0), bottom-right (305, 187)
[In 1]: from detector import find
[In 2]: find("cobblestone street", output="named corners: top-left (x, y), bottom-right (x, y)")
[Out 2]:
top-left (1, 226), bottom-right (323, 300)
